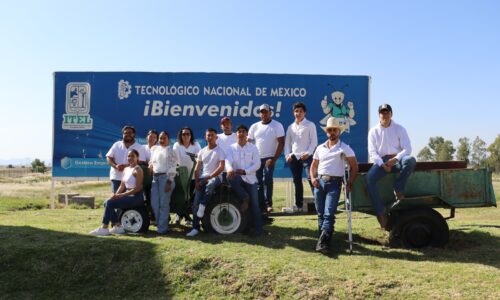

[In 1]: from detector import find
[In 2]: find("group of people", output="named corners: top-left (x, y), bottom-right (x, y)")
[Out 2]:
top-left (90, 102), bottom-right (416, 253)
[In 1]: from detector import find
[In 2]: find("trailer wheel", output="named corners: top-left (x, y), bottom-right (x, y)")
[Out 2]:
top-left (389, 208), bottom-right (449, 248)
top-left (120, 206), bottom-right (150, 233)
top-left (202, 188), bottom-right (248, 235)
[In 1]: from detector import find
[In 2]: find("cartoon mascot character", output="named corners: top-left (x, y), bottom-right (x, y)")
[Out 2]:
top-left (320, 90), bottom-right (356, 133)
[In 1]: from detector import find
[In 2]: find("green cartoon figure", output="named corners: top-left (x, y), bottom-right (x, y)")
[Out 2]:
top-left (320, 90), bottom-right (356, 133)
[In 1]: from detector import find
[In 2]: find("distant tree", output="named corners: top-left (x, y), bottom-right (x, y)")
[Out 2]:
top-left (486, 134), bottom-right (500, 173)
top-left (7, 164), bottom-right (14, 168)
top-left (419, 136), bottom-right (455, 161)
top-left (31, 159), bottom-right (47, 173)
top-left (470, 136), bottom-right (487, 167)
top-left (417, 146), bottom-right (434, 162)
top-left (427, 137), bottom-right (445, 156)
top-left (456, 137), bottom-right (471, 164)
top-left (436, 140), bottom-right (455, 161)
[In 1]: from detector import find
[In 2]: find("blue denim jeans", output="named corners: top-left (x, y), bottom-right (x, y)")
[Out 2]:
top-left (228, 175), bottom-right (263, 234)
top-left (111, 180), bottom-right (121, 193)
top-left (102, 192), bottom-right (144, 225)
top-left (256, 157), bottom-right (275, 210)
top-left (192, 176), bottom-right (222, 230)
top-left (151, 174), bottom-right (175, 233)
top-left (314, 178), bottom-right (342, 234)
top-left (288, 155), bottom-right (314, 208)
top-left (365, 155), bottom-right (417, 215)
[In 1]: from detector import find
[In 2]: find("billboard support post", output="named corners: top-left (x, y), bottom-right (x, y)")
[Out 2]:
top-left (50, 178), bottom-right (55, 209)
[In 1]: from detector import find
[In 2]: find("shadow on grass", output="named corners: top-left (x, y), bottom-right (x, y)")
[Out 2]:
top-left (0, 225), bottom-right (170, 298)
top-left (162, 219), bottom-right (500, 268)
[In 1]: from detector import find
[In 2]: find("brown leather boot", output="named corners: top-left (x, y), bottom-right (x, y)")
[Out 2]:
top-left (377, 213), bottom-right (388, 229)
top-left (394, 190), bottom-right (405, 201)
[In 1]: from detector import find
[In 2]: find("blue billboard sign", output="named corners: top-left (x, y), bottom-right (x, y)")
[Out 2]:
top-left (53, 72), bottom-right (370, 178)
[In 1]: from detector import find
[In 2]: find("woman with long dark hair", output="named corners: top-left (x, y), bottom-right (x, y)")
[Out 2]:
top-left (90, 149), bottom-right (144, 236)
top-left (172, 127), bottom-right (201, 225)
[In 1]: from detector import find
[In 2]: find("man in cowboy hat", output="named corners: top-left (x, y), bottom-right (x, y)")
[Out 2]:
top-left (310, 117), bottom-right (358, 253)
top-left (366, 104), bottom-right (416, 228)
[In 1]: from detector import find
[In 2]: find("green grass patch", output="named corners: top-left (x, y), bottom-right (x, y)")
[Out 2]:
top-left (0, 177), bottom-right (499, 298)
top-left (0, 207), bottom-right (498, 299)
top-left (0, 197), bottom-right (49, 212)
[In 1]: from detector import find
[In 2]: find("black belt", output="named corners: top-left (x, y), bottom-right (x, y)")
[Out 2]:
top-left (319, 175), bottom-right (343, 181)
top-left (153, 172), bottom-right (166, 176)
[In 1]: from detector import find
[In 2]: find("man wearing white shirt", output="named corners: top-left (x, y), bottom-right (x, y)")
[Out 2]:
top-left (366, 104), bottom-right (416, 228)
top-left (226, 124), bottom-right (263, 235)
top-left (285, 102), bottom-right (318, 211)
top-left (217, 116), bottom-right (237, 182)
top-left (217, 116), bottom-right (237, 153)
top-left (248, 104), bottom-right (285, 213)
top-left (106, 125), bottom-right (147, 193)
top-left (186, 128), bottom-right (225, 237)
top-left (310, 117), bottom-right (358, 253)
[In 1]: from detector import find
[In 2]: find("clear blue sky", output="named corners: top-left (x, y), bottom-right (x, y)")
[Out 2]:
top-left (1, 0), bottom-right (499, 162)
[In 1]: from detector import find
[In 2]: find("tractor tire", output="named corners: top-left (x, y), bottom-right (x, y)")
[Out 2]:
top-left (120, 206), bottom-right (150, 233)
top-left (202, 186), bottom-right (248, 235)
top-left (389, 207), bottom-right (449, 248)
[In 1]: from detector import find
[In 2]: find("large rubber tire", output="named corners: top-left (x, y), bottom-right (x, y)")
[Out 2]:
top-left (120, 206), bottom-right (150, 233)
top-left (389, 208), bottom-right (449, 248)
top-left (202, 186), bottom-right (248, 235)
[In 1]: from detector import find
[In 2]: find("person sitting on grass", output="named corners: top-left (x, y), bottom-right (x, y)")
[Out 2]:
top-left (90, 149), bottom-right (144, 236)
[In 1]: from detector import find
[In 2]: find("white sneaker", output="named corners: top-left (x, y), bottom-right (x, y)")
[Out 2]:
top-left (110, 225), bottom-right (126, 235)
top-left (174, 214), bottom-right (181, 225)
top-left (184, 220), bottom-right (192, 226)
top-left (186, 228), bottom-right (199, 237)
top-left (89, 227), bottom-right (110, 236)
top-left (197, 204), bottom-right (206, 218)
top-left (293, 206), bottom-right (303, 213)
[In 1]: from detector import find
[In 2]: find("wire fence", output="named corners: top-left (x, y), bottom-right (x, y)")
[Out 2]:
top-left (0, 167), bottom-right (52, 178)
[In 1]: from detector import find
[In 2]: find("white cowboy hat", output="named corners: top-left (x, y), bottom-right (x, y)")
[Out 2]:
top-left (324, 117), bottom-right (347, 133)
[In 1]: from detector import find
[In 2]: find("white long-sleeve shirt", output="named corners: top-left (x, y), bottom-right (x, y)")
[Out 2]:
top-left (284, 118), bottom-right (318, 158)
top-left (149, 145), bottom-right (178, 181)
top-left (225, 142), bottom-right (261, 184)
top-left (368, 120), bottom-right (412, 166)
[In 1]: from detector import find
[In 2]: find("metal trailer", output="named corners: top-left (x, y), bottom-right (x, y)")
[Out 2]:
top-left (350, 161), bottom-right (497, 248)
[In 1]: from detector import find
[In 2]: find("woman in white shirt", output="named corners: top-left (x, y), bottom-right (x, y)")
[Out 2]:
top-left (172, 127), bottom-right (201, 225)
top-left (149, 131), bottom-right (178, 234)
top-left (90, 149), bottom-right (144, 236)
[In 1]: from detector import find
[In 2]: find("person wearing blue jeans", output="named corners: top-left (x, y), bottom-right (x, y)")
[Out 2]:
top-left (186, 128), bottom-right (225, 237)
top-left (226, 124), bottom-right (263, 235)
top-left (91, 149), bottom-right (145, 236)
top-left (248, 104), bottom-right (285, 213)
top-left (149, 131), bottom-right (178, 234)
top-left (102, 192), bottom-right (144, 226)
top-left (285, 102), bottom-right (318, 211)
top-left (367, 104), bottom-right (416, 228)
top-left (310, 117), bottom-right (358, 253)
top-left (256, 157), bottom-right (275, 211)
top-left (191, 176), bottom-right (222, 232)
